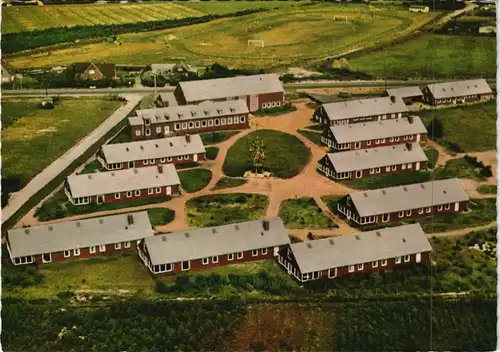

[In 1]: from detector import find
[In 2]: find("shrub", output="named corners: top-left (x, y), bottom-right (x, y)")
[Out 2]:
top-left (205, 147), bottom-right (219, 160)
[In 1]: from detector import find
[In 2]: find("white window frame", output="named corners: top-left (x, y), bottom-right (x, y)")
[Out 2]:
top-left (124, 242), bottom-right (131, 249)
top-left (445, 203), bottom-right (450, 210)
top-left (237, 252), bottom-right (244, 259)
top-left (426, 207), bottom-right (432, 213)
top-left (135, 190), bottom-right (141, 196)
top-left (202, 120), bottom-right (207, 127)
top-left (328, 268), bottom-right (337, 278)
top-left (181, 261), bottom-right (190, 271)
top-left (261, 248), bottom-right (268, 255)
top-left (366, 140), bottom-right (372, 146)
top-left (406, 210), bottom-right (412, 216)
top-left (126, 191), bottom-right (132, 198)
top-left (155, 187), bottom-right (161, 194)
top-left (156, 127), bottom-right (161, 133)
top-left (395, 256), bottom-right (401, 264)
top-left (42, 253), bottom-right (52, 264)
top-left (74, 248), bottom-right (80, 256)
top-left (212, 256), bottom-right (219, 264)
top-left (167, 157), bottom-right (172, 162)
top-left (372, 260), bottom-right (378, 268)
top-left (188, 121), bottom-right (194, 129)
top-left (376, 167), bottom-right (381, 174)
top-left (202, 257), bottom-right (209, 265)
top-left (418, 208), bottom-right (424, 215)
top-left (183, 155), bottom-right (189, 160)
top-left (99, 245), bottom-right (106, 252)
top-left (90, 246), bottom-right (96, 254)
top-left (115, 192), bottom-right (120, 199)
top-left (228, 117), bottom-right (233, 124)
top-left (135, 130), bottom-right (141, 136)
top-left (357, 263), bottom-right (364, 271)
top-left (348, 265), bottom-right (355, 273)
top-left (64, 250), bottom-right (71, 258)
top-left (175, 123), bottom-right (181, 131)
top-left (227, 253), bottom-right (234, 261)
top-left (148, 188), bottom-right (154, 195)
top-left (182, 122), bottom-right (187, 130)
top-left (208, 120), bottom-right (214, 127)
top-left (240, 116), bottom-right (245, 123)
top-left (381, 259), bottom-right (387, 266)
top-left (161, 158), bottom-right (166, 163)
top-left (391, 165), bottom-right (397, 171)
top-left (115, 243), bottom-right (121, 250)
top-left (398, 211), bottom-right (404, 218)
top-left (404, 255), bottom-right (410, 263)
top-left (382, 214), bottom-right (389, 222)
top-left (438, 205), bottom-right (443, 211)
top-left (252, 249), bottom-right (258, 257)
top-left (407, 163), bottom-right (412, 169)
top-left (195, 121), bottom-right (200, 128)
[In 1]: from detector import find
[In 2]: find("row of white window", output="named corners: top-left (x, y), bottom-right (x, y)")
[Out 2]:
top-left (324, 135), bottom-right (418, 150)
top-left (137, 116), bottom-right (247, 136)
top-left (262, 101), bottom-right (281, 109)
top-left (332, 112), bottom-right (403, 126)
top-left (319, 163), bottom-right (418, 180)
top-left (73, 196), bottom-right (90, 205)
top-left (107, 155), bottom-right (195, 170)
top-left (114, 187), bottom-right (168, 200)
top-left (152, 248), bottom-right (268, 274)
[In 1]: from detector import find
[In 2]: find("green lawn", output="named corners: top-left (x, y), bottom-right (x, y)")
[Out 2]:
top-left (424, 148), bottom-right (439, 169)
top-left (223, 130), bottom-right (310, 178)
top-left (350, 34), bottom-right (497, 79)
top-left (2, 99), bottom-right (122, 187)
top-left (35, 189), bottom-right (172, 221)
top-left (321, 196), bottom-right (342, 215)
top-left (79, 160), bottom-right (103, 175)
top-left (186, 193), bottom-right (269, 227)
top-left (211, 177), bottom-right (248, 191)
top-left (297, 129), bottom-right (324, 147)
top-left (200, 130), bottom-right (241, 145)
top-left (147, 208), bottom-right (175, 227)
top-left (433, 158), bottom-right (487, 182)
top-left (278, 198), bottom-right (335, 229)
top-left (420, 102), bottom-right (497, 152)
top-left (109, 127), bottom-right (133, 144)
top-left (477, 185), bottom-right (497, 195)
top-left (305, 124), bottom-right (326, 132)
top-left (1, 102), bottom-right (39, 129)
top-left (178, 168), bottom-right (212, 193)
top-left (205, 146), bottom-right (219, 160)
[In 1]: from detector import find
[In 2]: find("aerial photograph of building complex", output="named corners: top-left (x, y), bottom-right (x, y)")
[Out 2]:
top-left (0, 0), bottom-right (497, 350)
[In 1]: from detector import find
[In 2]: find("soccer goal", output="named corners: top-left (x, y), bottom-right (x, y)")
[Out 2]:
top-left (248, 40), bottom-right (265, 48)
top-left (333, 15), bottom-right (348, 22)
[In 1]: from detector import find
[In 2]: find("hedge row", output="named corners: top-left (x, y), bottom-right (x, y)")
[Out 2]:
top-left (2, 8), bottom-right (270, 54)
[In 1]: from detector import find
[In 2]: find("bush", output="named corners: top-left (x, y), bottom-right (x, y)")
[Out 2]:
top-left (205, 147), bottom-right (219, 160)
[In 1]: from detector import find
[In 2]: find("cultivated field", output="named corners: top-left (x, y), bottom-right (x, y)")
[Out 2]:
top-left (6, 3), bottom-right (440, 69)
top-left (1, 3), bottom-right (204, 33)
top-left (349, 33), bottom-right (497, 79)
top-left (2, 98), bottom-right (121, 187)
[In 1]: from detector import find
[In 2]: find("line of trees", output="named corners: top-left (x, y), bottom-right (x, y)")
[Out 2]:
top-left (2, 8), bottom-right (271, 54)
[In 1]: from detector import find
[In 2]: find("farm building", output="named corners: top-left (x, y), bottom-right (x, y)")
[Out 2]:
top-left (173, 74), bottom-right (285, 112)
top-left (6, 212), bottom-right (154, 266)
top-left (383, 86), bottom-right (424, 104)
top-left (278, 223), bottom-right (432, 282)
top-left (314, 96), bottom-right (408, 126)
top-left (337, 178), bottom-right (470, 226)
top-left (68, 62), bottom-right (116, 81)
top-left (317, 142), bottom-right (428, 181)
top-left (64, 164), bottom-right (181, 206)
top-left (422, 79), bottom-right (493, 106)
top-left (98, 134), bottom-right (206, 170)
top-left (409, 5), bottom-right (429, 13)
top-left (321, 116), bottom-right (427, 151)
top-left (128, 100), bottom-right (249, 140)
top-left (138, 217), bottom-right (291, 275)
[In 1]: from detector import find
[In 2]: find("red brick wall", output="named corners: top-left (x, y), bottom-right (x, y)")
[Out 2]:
top-left (151, 246), bottom-right (281, 275)
top-left (327, 132), bottom-right (427, 151)
top-left (254, 92), bottom-right (285, 110)
top-left (107, 153), bottom-right (206, 169)
top-left (32, 243), bottom-right (136, 265)
top-left (319, 157), bottom-right (428, 181)
top-left (94, 184), bottom-right (180, 204)
top-left (341, 199), bottom-right (469, 225)
top-left (315, 107), bottom-right (408, 126)
top-left (129, 116), bottom-right (249, 141)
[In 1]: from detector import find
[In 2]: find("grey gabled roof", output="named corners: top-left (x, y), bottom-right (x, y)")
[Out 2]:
top-left (325, 143), bottom-right (428, 173)
top-left (424, 79), bottom-right (492, 99)
top-left (385, 86), bottom-right (423, 98)
top-left (7, 211), bottom-right (154, 258)
top-left (101, 135), bottom-right (205, 164)
top-left (329, 116), bottom-right (427, 144)
top-left (178, 74), bottom-right (284, 102)
top-left (133, 99), bottom-right (249, 125)
top-left (349, 178), bottom-right (470, 217)
top-left (290, 223), bottom-right (432, 274)
top-left (144, 217), bottom-right (291, 266)
top-left (67, 164), bottom-right (180, 198)
top-left (322, 96), bottom-right (408, 121)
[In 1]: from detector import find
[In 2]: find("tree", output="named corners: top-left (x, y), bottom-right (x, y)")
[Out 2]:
top-left (248, 137), bottom-right (266, 174)
top-left (427, 117), bottom-right (444, 139)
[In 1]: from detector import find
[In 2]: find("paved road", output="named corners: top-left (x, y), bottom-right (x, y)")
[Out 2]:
top-left (1, 94), bottom-right (142, 225)
top-left (3, 78), bottom-right (496, 97)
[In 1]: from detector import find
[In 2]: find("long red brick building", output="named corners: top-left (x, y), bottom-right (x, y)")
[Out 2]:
top-left (422, 79), bottom-right (493, 106)
top-left (98, 134), bottom-right (206, 170)
top-left (65, 164), bottom-right (181, 206)
top-left (317, 142), bottom-right (428, 181)
top-left (321, 116), bottom-right (427, 151)
top-left (315, 96), bottom-right (409, 126)
top-left (6, 212), bottom-right (154, 265)
top-left (138, 217), bottom-right (290, 275)
top-left (173, 73), bottom-right (285, 112)
top-left (128, 99), bottom-right (250, 140)
top-left (337, 178), bottom-right (470, 226)
top-left (278, 223), bottom-right (432, 282)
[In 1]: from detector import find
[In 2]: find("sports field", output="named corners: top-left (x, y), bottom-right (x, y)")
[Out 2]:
top-left (6, 3), bottom-right (439, 69)
top-left (349, 33), bottom-right (497, 79)
top-left (1, 1), bottom-right (300, 33)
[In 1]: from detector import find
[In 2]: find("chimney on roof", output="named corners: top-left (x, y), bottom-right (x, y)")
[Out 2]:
top-left (408, 116), bottom-right (413, 124)
top-left (24, 229), bottom-right (30, 235)
top-left (406, 143), bottom-right (412, 151)
top-left (185, 134), bottom-right (191, 143)
top-left (329, 239), bottom-right (334, 245)
top-left (390, 95), bottom-right (396, 103)
top-left (158, 164), bottom-right (163, 174)
top-left (376, 231), bottom-right (381, 237)
top-left (307, 243), bottom-right (313, 249)
top-left (88, 175), bottom-right (92, 179)
top-left (355, 235), bottom-right (360, 240)
top-left (262, 219), bottom-right (270, 231)
top-left (127, 214), bottom-right (134, 225)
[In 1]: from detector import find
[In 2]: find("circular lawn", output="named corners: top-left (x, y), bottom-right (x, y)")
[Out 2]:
top-left (222, 130), bottom-right (310, 179)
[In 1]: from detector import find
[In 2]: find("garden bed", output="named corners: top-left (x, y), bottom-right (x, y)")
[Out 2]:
top-left (278, 198), bottom-right (335, 229)
top-left (211, 177), bottom-right (247, 191)
top-left (178, 168), bottom-right (212, 193)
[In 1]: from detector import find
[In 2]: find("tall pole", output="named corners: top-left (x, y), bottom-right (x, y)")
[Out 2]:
top-left (154, 72), bottom-right (157, 96)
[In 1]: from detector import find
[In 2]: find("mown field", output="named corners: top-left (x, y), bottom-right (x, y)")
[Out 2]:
top-left (2, 98), bottom-right (122, 188)
top-left (1, 3), bottom-right (205, 33)
top-left (6, 3), bottom-right (439, 69)
top-left (350, 33), bottom-right (497, 79)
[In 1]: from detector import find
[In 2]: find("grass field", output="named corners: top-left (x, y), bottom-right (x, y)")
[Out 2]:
top-left (211, 177), bottom-right (247, 191)
top-left (147, 207), bottom-right (175, 227)
top-left (2, 99), bottom-right (121, 188)
top-left (278, 198), bottom-right (334, 229)
top-left (350, 34), bottom-right (497, 79)
top-left (178, 168), bottom-right (212, 193)
top-left (420, 102), bottom-right (497, 152)
top-left (186, 193), bottom-right (268, 227)
top-left (1, 3), bottom-right (204, 33)
top-left (223, 130), bottom-right (310, 178)
top-left (205, 146), bottom-right (219, 160)
top-left (7, 3), bottom-right (439, 69)
top-left (477, 185), bottom-right (497, 195)
top-left (297, 129), bottom-right (323, 147)
top-left (433, 158), bottom-right (488, 182)
top-left (200, 130), bottom-right (241, 145)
